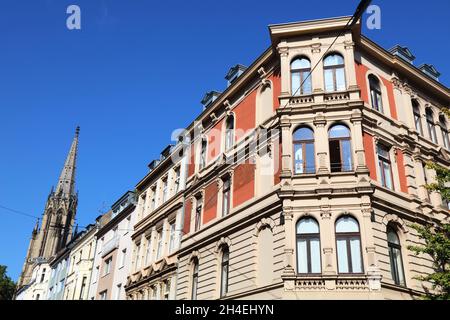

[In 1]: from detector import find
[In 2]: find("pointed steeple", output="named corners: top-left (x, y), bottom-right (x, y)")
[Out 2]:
top-left (55, 126), bottom-right (79, 198)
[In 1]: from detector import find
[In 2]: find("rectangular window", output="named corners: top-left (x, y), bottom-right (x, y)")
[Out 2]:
top-left (164, 279), bottom-right (171, 300)
top-left (79, 276), bottom-right (87, 300)
top-left (40, 268), bottom-right (46, 283)
top-left (140, 193), bottom-right (147, 216)
top-left (162, 178), bottom-right (168, 203)
top-left (145, 237), bottom-right (152, 265)
top-left (174, 166), bottom-right (181, 194)
top-left (156, 230), bottom-right (163, 259)
top-left (377, 144), bottom-right (393, 189)
top-left (135, 243), bottom-right (141, 270)
top-left (150, 186), bottom-right (156, 210)
top-left (99, 290), bottom-right (107, 300)
top-left (115, 284), bottom-right (122, 300)
top-left (103, 257), bottom-right (112, 276)
top-left (222, 178), bottom-right (231, 217)
top-left (199, 140), bottom-right (207, 170)
top-left (195, 197), bottom-right (202, 232)
top-left (169, 222), bottom-right (176, 253)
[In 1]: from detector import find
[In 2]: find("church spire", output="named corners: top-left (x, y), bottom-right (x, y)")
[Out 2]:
top-left (55, 126), bottom-right (79, 198)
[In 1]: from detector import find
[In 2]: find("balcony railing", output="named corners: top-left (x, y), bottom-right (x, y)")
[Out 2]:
top-left (101, 235), bottom-right (120, 257)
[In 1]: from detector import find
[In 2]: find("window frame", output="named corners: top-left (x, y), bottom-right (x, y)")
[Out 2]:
top-left (199, 138), bottom-right (207, 170)
top-left (426, 108), bottom-right (437, 144)
top-left (335, 216), bottom-right (364, 274)
top-left (290, 57), bottom-right (312, 96)
top-left (439, 115), bottom-right (450, 149)
top-left (295, 217), bottom-right (322, 275)
top-left (222, 177), bottom-right (231, 217)
top-left (328, 125), bottom-right (353, 173)
top-left (369, 74), bottom-right (383, 113)
top-left (224, 115), bottom-right (235, 151)
top-left (191, 259), bottom-right (199, 300)
top-left (194, 196), bottom-right (203, 232)
top-left (220, 247), bottom-right (230, 297)
top-left (377, 144), bottom-right (394, 189)
top-left (323, 53), bottom-right (346, 92)
top-left (293, 127), bottom-right (316, 174)
top-left (387, 226), bottom-right (406, 287)
top-left (412, 101), bottom-right (423, 136)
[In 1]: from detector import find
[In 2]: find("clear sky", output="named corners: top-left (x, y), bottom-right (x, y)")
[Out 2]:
top-left (0, 0), bottom-right (449, 281)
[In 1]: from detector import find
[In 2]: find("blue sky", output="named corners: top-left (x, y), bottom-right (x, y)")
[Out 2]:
top-left (0, 0), bottom-right (449, 281)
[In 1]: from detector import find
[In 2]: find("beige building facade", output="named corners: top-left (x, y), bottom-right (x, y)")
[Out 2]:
top-left (125, 145), bottom-right (188, 300)
top-left (159, 16), bottom-right (447, 300)
top-left (63, 225), bottom-right (96, 300)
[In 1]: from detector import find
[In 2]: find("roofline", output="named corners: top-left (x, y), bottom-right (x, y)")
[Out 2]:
top-left (358, 35), bottom-right (449, 100)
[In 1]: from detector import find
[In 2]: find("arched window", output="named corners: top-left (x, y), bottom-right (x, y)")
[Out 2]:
top-left (387, 227), bottom-right (405, 286)
top-left (220, 246), bottom-right (229, 297)
top-left (199, 137), bottom-right (207, 170)
top-left (191, 258), bottom-right (199, 300)
top-left (439, 115), bottom-right (449, 149)
top-left (329, 125), bottom-right (352, 172)
top-left (296, 217), bottom-right (321, 274)
top-left (335, 216), bottom-right (363, 274)
top-left (291, 57), bottom-right (312, 96)
top-left (412, 100), bottom-right (423, 135)
top-left (369, 75), bottom-right (383, 113)
top-left (324, 53), bottom-right (346, 92)
top-left (293, 127), bottom-right (315, 174)
top-left (225, 115), bottom-right (235, 150)
top-left (426, 108), bottom-right (437, 144)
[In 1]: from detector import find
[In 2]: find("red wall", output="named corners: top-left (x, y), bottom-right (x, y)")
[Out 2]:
top-left (396, 150), bottom-right (408, 194)
top-left (381, 77), bottom-right (398, 120)
top-left (203, 182), bottom-right (218, 224)
top-left (355, 62), bottom-right (369, 104)
top-left (355, 61), bottom-right (398, 120)
top-left (233, 160), bottom-right (255, 207)
top-left (188, 143), bottom-right (195, 178)
top-left (183, 199), bottom-right (192, 235)
top-left (207, 119), bottom-right (223, 162)
top-left (363, 132), bottom-right (377, 181)
top-left (234, 90), bottom-right (256, 138)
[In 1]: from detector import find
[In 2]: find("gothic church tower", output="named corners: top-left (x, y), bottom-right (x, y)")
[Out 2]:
top-left (18, 127), bottom-right (80, 288)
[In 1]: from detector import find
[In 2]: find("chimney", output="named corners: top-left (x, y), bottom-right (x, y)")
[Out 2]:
top-left (418, 64), bottom-right (440, 81)
top-left (201, 91), bottom-right (222, 109)
top-left (225, 64), bottom-right (247, 87)
top-left (389, 45), bottom-right (415, 64)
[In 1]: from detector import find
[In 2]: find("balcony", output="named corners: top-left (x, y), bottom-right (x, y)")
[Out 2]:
top-left (101, 235), bottom-right (120, 258)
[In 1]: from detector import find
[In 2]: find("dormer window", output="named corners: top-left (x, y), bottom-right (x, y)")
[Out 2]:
top-left (225, 64), bottom-right (247, 87)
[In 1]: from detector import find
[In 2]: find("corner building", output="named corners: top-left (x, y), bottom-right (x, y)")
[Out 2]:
top-left (134, 16), bottom-right (450, 300)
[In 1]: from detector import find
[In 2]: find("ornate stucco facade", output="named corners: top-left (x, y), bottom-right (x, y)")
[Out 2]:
top-left (128, 16), bottom-right (449, 300)
top-left (16, 15), bottom-right (449, 301)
